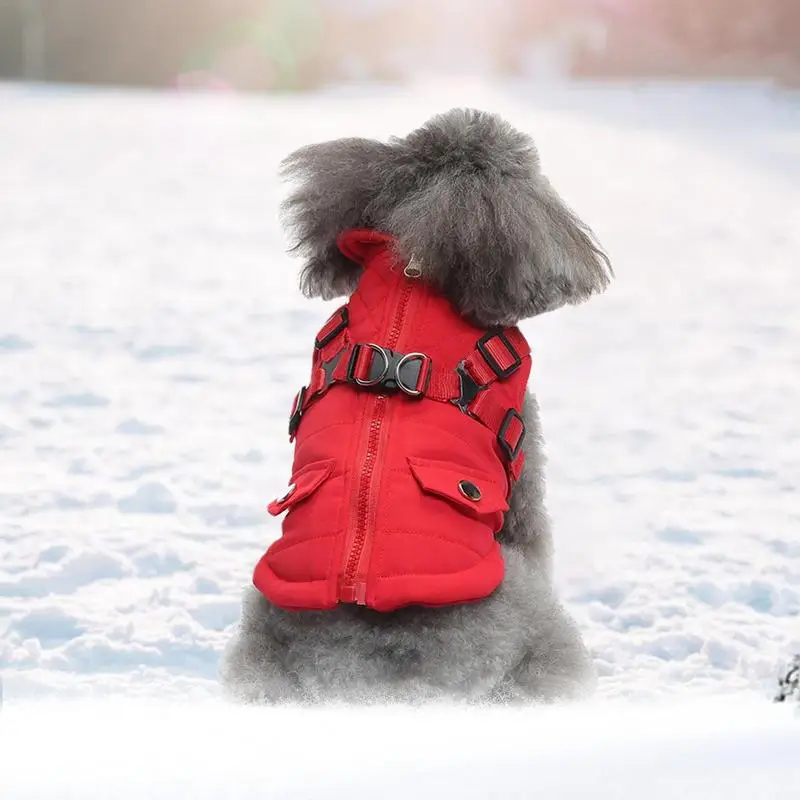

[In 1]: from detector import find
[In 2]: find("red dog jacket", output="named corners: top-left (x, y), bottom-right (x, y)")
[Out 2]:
top-left (253, 229), bottom-right (530, 612)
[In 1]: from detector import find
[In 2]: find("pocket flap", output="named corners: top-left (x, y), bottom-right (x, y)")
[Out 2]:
top-left (267, 459), bottom-right (335, 516)
top-left (407, 457), bottom-right (509, 516)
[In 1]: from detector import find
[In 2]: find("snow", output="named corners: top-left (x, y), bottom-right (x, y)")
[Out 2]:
top-left (0, 75), bottom-right (799, 790)
top-left (0, 697), bottom-right (799, 798)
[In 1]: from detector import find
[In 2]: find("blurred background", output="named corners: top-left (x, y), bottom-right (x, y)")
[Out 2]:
top-left (1, 0), bottom-right (799, 91)
top-left (1, 0), bottom-right (799, 705)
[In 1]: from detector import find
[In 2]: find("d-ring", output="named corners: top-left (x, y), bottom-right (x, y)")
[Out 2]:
top-left (395, 352), bottom-right (429, 397)
top-left (352, 343), bottom-right (390, 387)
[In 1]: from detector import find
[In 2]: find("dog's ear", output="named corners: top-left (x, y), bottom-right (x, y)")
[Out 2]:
top-left (383, 109), bottom-right (612, 326)
top-left (279, 137), bottom-right (393, 299)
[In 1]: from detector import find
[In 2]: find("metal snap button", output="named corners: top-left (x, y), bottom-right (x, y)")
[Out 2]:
top-left (458, 480), bottom-right (481, 502)
top-left (279, 483), bottom-right (296, 503)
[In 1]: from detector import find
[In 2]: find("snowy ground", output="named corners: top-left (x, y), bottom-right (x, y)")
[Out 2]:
top-left (1, 76), bottom-right (799, 719)
top-left (1, 696), bottom-right (799, 799)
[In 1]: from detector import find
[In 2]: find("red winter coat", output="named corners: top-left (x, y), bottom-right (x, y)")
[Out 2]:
top-left (253, 229), bottom-right (530, 612)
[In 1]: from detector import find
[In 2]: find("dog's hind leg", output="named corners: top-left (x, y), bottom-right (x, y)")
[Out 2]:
top-left (490, 599), bottom-right (596, 704)
top-left (218, 586), bottom-right (304, 704)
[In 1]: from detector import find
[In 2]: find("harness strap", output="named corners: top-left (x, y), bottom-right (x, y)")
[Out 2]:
top-left (413, 328), bottom-right (529, 481)
top-left (424, 328), bottom-right (530, 401)
top-left (290, 307), bottom-right (529, 483)
top-left (314, 306), bottom-right (350, 358)
top-left (289, 305), bottom-right (352, 440)
top-left (467, 328), bottom-right (530, 387)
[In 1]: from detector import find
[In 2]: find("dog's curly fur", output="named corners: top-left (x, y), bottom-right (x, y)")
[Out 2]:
top-left (220, 108), bottom-right (612, 704)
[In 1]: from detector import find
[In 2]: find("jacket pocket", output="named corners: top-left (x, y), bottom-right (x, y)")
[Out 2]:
top-left (267, 459), bottom-right (335, 516)
top-left (406, 456), bottom-right (509, 520)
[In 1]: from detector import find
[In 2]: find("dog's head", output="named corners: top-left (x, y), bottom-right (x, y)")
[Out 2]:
top-left (280, 108), bottom-right (611, 327)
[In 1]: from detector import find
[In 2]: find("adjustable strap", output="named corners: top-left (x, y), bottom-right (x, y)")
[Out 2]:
top-left (315, 306), bottom-right (349, 353)
top-left (477, 402), bottom-right (526, 481)
top-left (467, 328), bottom-right (529, 386)
top-left (289, 305), bottom-right (351, 440)
top-left (425, 328), bottom-right (530, 406)
top-left (422, 328), bottom-right (530, 481)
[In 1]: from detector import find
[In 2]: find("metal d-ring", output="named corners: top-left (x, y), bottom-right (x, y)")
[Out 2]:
top-left (353, 343), bottom-right (390, 387)
top-left (395, 352), bottom-right (428, 396)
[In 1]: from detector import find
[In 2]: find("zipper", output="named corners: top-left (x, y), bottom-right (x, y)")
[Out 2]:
top-left (340, 276), bottom-right (415, 605)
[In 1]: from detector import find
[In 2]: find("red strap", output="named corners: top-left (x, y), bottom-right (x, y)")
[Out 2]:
top-left (467, 394), bottom-right (526, 481)
top-left (315, 306), bottom-right (350, 363)
top-left (425, 328), bottom-right (530, 402)
top-left (511, 451), bottom-right (526, 482)
top-left (464, 328), bottom-right (530, 387)
top-left (426, 370), bottom-right (461, 402)
top-left (426, 329), bottom-right (530, 484)
top-left (349, 344), bottom-right (376, 384)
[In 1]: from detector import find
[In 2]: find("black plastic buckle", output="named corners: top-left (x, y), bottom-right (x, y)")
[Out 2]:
top-left (320, 349), bottom-right (344, 388)
top-left (315, 307), bottom-right (349, 349)
top-left (288, 386), bottom-right (306, 439)
top-left (452, 362), bottom-right (482, 413)
top-left (477, 329), bottom-right (522, 380)
top-left (497, 408), bottom-right (526, 461)
top-left (346, 344), bottom-right (430, 397)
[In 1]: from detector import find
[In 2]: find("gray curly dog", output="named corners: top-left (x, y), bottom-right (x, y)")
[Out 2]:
top-left (220, 108), bottom-right (612, 704)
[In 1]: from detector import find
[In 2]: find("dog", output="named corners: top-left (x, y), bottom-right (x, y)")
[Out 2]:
top-left (220, 108), bottom-right (612, 704)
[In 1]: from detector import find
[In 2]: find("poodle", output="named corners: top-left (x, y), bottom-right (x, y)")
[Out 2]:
top-left (220, 108), bottom-right (612, 704)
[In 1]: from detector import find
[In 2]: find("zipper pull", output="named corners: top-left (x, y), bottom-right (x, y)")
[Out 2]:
top-left (404, 256), bottom-right (422, 279)
top-left (339, 581), bottom-right (368, 605)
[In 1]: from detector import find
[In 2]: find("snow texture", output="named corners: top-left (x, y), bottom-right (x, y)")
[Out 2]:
top-left (1, 78), bottom-right (799, 710)
top-left (0, 697), bottom-right (799, 799)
